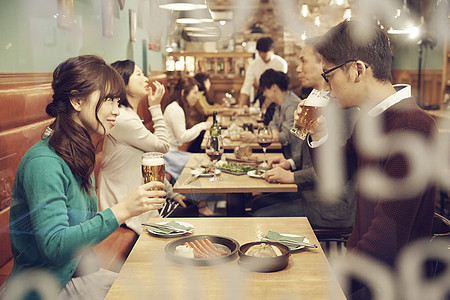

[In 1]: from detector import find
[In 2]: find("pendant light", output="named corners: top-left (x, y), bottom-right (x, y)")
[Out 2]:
top-left (176, 9), bottom-right (213, 24)
top-left (158, 0), bottom-right (207, 11)
top-left (387, 0), bottom-right (418, 35)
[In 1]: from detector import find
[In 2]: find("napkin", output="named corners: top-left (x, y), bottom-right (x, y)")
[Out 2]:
top-left (146, 221), bottom-right (193, 234)
top-left (265, 231), bottom-right (305, 249)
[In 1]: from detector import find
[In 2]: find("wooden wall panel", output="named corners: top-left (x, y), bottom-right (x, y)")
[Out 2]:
top-left (392, 70), bottom-right (442, 108)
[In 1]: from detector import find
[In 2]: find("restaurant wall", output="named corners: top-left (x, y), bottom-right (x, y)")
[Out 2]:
top-left (0, 0), bottom-right (168, 73)
top-left (392, 36), bottom-right (444, 71)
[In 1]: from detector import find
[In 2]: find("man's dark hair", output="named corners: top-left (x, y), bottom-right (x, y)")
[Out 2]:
top-left (256, 37), bottom-right (274, 52)
top-left (259, 69), bottom-right (290, 91)
top-left (315, 20), bottom-right (393, 83)
top-left (194, 72), bottom-right (210, 92)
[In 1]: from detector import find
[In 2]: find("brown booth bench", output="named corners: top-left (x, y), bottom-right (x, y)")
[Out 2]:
top-left (0, 72), bottom-right (169, 285)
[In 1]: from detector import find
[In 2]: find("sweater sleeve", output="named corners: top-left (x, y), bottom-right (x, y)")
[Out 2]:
top-left (114, 106), bottom-right (170, 153)
top-left (22, 156), bottom-right (119, 265)
top-left (166, 104), bottom-right (207, 144)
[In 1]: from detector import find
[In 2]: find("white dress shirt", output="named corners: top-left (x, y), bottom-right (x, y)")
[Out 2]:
top-left (240, 53), bottom-right (288, 97)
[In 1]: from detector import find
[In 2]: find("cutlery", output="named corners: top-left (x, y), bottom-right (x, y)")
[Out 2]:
top-left (141, 223), bottom-right (191, 233)
top-left (184, 173), bottom-right (201, 185)
top-left (260, 236), bottom-right (317, 248)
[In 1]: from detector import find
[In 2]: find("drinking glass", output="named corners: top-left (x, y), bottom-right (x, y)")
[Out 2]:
top-left (142, 152), bottom-right (165, 189)
top-left (205, 135), bottom-right (224, 182)
top-left (290, 89), bottom-right (330, 140)
top-left (256, 126), bottom-right (273, 170)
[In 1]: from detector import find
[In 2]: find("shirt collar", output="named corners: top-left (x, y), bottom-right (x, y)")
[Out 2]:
top-left (367, 84), bottom-right (411, 117)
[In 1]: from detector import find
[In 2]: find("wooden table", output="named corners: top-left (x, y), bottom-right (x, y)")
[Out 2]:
top-left (105, 217), bottom-right (346, 300)
top-left (173, 153), bottom-right (297, 216)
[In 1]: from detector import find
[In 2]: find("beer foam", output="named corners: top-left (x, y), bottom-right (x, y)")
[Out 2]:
top-left (304, 89), bottom-right (330, 107)
top-left (142, 157), bottom-right (164, 166)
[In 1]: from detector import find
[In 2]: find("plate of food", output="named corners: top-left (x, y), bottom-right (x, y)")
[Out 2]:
top-left (247, 169), bottom-right (266, 179)
top-left (217, 162), bottom-right (256, 175)
top-left (190, 168), bottom-right (221, 177)
top-left (145, 221), bottom-right (194, 237)
top-left (165, 235), bottom-right (239, 266)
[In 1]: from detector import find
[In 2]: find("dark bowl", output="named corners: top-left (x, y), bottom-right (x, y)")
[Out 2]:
top-left (165, 235), bottom-right (239, 266)
top-left (238, 241), bottom-right (290, 272)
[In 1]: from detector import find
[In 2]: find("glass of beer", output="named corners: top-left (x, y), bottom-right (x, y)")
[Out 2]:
top-left (290, 89), bottom-right (330, 140)
top-left (141, 152), bottom-right (165, 189)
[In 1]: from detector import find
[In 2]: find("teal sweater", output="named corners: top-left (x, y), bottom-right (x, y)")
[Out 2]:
top-left (9, 139), bottom-right (119, 289)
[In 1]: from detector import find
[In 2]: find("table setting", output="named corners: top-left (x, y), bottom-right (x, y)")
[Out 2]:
top-left (106, 217), bottom-right (346, 300)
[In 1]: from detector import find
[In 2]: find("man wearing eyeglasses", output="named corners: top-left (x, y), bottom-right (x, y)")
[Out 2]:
top-left (251, 39), bottom-right (357, 229)
top-left (303, 20), bottom-right (438, 297)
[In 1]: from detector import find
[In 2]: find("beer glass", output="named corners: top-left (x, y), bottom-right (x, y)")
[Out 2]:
top-left (290, 89), bottom-right (330, 140)
top-left (141, 152), bottom-right (165, 189)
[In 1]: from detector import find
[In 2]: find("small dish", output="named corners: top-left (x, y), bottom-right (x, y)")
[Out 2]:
top-left (190, 168), bottom-right (221, 177)
top-left (146, 221), bottom-right (194, 237)
top-left (247, 170), bottom-right (265, 179)
top-left (238, 241), bottom-right (290, 272)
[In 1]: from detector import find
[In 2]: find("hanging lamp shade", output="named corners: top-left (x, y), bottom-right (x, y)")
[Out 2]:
top-left (329, 0), bottom-right (349, 6)
top-left (176, 9), bottom-right (213, 24)
top-left (387, 0), bottom-right (418, 35)
top-left (158, 0), bottom-right (207, 11)
top-left (181, 23), bottom-right (221, 41)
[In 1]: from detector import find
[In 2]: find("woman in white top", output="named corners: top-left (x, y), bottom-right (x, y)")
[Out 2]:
top-left (163, 77), bottom-right (212, 181)
top-left (163, 77), bottom-right (220, 216)
top-left (98, 60), bottom-right (188, 233)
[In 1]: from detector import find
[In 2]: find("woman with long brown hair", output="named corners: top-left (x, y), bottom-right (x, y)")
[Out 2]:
top-left (2, 55), bottom-right (165, 299)
top-left (163, 77), bottom-right (212, 181)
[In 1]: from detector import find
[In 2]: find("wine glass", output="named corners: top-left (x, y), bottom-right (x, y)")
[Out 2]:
top-left (205, 135), bottom-right (224, 182)
top-left (256, 126), bottom-right (273, 170)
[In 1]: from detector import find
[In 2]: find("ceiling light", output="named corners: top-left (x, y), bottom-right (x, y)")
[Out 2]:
top-left (343, 8), bottom-right (351, 20)
top-left (314, 16), bottom-right (320, 27)
top-left (301, 32), bottom-right (307, 41)
top-left (329, 0), bottom-right (349, 7)
top-left (176, 9), bottom-right (213, 24)
top-left (158, 0), bottom-right (207, 11)
top-left (387, 0), bottom-right (418, 35)
top-left (181, 23), bottom-right (221, 41)
top-left (301, 4), bottom-right (309, 18)
top-left (210, 10), bottom-right (233, 22)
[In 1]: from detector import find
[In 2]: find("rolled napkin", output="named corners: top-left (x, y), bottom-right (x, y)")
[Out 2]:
top-left (144, 221), bottom-right (193, 234)
top-left (265, 230), bottom-right (305, 250)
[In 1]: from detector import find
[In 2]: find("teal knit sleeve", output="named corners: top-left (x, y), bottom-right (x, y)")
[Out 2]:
top-left (21, 155), bottom-right (119, 265)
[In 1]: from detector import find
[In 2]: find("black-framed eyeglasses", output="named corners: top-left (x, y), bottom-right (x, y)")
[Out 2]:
top-left (321, 60), bottom-right (357, 83)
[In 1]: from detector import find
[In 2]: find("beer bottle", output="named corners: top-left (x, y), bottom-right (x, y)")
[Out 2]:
top-left (210, 111), bottom-right (221, 137)
top-left (210, 111), bottom-right (221, 150)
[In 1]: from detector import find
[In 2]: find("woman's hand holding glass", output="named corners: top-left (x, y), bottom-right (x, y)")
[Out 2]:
top-left (111, 181), bottom-right (166, 225)
top-left (147, 81), bottom-right (166, 107)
